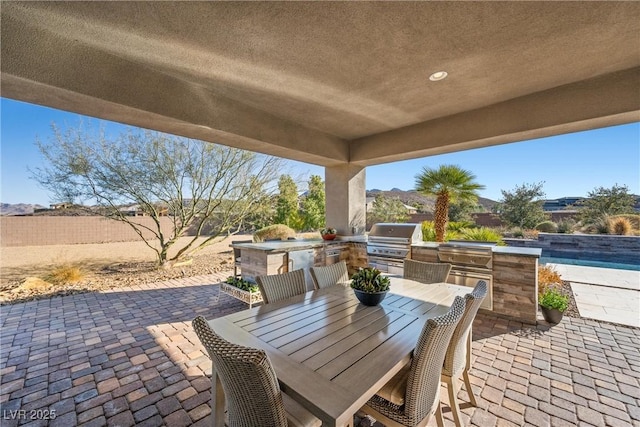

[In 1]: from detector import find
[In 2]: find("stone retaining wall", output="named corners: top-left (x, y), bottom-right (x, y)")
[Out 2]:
top-left (504, 233), bottom-right (640, 264)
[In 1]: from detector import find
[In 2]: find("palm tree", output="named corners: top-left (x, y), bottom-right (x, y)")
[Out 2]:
top-left (415, 165), bottom-right (485, 242)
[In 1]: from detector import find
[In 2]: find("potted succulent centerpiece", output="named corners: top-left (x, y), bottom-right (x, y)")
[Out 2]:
top-left (538, 265), bottom-right (568, 323)
top-left (320, 227), bottom-right (337, 241)
top-left (350, 267), bottom-right (391, 306)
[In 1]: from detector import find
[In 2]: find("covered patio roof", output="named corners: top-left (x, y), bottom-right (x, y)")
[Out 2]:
top-left (2, 2), bottom-right (639, 168)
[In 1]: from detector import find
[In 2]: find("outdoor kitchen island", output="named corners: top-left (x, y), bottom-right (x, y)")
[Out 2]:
top-left (411, 242), bottom-right (542, 324)
top-left (230, 238), bottom-right (368, 291)
top-left (231, 238), bottom-right (541, 324)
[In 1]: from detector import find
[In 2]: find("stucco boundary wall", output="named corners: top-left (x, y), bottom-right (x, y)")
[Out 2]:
top-left (0, 216), bottom-right (178, 247)
top-left (504, 233), bottom-right (640, 264)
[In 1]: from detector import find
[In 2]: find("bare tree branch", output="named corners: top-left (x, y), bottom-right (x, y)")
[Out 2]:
top-left (31, 123), bottom-right (285, 268)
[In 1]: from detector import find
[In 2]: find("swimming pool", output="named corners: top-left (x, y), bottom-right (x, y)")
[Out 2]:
top-left (539, 256), bottom-right (640, 272)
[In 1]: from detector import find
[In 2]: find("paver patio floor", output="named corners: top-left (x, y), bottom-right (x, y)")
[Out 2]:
top-left (1, 273), bottom-right (639, 427)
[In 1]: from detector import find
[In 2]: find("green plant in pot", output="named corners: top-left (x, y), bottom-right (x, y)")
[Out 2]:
top-left (350, 267), bottom-right (391, 306)
top-left (320, 227), bottom-right (337, 240)
top-left (538, 265), bottom-right (568, 323)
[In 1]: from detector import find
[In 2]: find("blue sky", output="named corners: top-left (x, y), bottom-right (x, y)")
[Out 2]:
top-left (1, 97), bottom-right (639, 206)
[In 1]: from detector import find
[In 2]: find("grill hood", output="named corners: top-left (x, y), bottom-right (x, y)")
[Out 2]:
top-left (368, 223), bottom-right (423, 244)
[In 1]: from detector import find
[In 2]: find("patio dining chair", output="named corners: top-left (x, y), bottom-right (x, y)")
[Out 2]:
top-left (310, 261), bottom-right (350, 289)
top-left (360, 296), bottom-right (467, 427)
top-left (256, 269), bottom-right (307, 304)
top-left (232, 240), bottom-right (253, 278)
top-left (404, 259), bottom-right (452, 284)
top-left (441, 280), bottom-right (488, 427)
top-left (192, 316), bottom-right (321, 427)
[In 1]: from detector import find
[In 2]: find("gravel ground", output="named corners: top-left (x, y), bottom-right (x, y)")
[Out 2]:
top-left (0, 235), bottom-right (251, 305)
top-left (563, 281), bottom-right (580, 318)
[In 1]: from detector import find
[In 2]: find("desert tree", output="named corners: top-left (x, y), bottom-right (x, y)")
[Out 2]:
top-left (578, 184), bottom-right (636, 224)
top-left (32, 123), bottom-right (284, 268)
top-left (301, 175), bottom-right (326, 231)
top-left (274, 174), bottom-right (302, 230)
top-left (448, 198), bottom-right (484, 222)
top-left (415, 165), bottom-right (485, 242)
top-left (367, 194), bottom-right (409, 228)
top-left (493, 182), bottom-right (547, 229)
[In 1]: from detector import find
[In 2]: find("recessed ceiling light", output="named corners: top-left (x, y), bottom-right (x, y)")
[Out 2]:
top-left (429, 71), bottom-right (448, 81)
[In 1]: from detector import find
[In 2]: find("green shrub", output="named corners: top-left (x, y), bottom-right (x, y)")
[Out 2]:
top-left (447, 221), bottom-right (475, 232)
top-left (421, 220), bottom-right (462, 241)
top-left (535, 221), bottom-right (558, 233)
top-left (253, 224), bottom-right (296, 242)
top-left (422, 227), bottom-right (437, 241)
top-left (421, 221), bottom-right (435, 238)
top-left (511, 227), bottom-right (524, 238)
top-left (593, 215), bottom-right (611, 234)
top-left (225, 276), bottom-right (259, 293)
top-left (460, 227), bottom-right (504, 245)
top-left (556, 219), bottom-right (575, 234)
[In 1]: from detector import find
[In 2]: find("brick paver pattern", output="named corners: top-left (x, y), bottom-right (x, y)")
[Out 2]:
top-left (1, 273), bottom-right (639, 427)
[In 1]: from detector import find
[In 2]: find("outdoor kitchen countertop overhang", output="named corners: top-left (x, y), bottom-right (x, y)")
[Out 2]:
top-left (230, 236), bottom-right (367, 253)
top-left (411, 241), bottom-right (541, 257)
top-left (231, 238), bottom-right (540, 256)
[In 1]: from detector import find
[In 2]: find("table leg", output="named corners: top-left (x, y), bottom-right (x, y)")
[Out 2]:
top-left (211, 364), bottom-right (225, 427)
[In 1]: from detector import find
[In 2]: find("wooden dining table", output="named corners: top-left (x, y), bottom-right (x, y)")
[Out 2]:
top-left (207, 276), bottom-right (470, 427)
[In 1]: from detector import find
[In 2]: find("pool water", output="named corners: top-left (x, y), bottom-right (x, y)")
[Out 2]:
top-left (540, 256), bottom-right (640, 272)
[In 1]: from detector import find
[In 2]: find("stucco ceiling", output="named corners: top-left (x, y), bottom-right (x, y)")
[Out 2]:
top-left (2, 2), bottom-right (639, 167)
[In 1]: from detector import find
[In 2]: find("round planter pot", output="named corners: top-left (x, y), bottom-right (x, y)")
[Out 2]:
top-left (353, 289), bottom-right (388, 306)
top-left (322, 234), bottom-right (337, 241)
top-left (540, 305), bottom-right (564, 324)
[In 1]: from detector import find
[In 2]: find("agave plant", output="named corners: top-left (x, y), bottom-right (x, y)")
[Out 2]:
top-left (350, 267), bottom-right (391, 293)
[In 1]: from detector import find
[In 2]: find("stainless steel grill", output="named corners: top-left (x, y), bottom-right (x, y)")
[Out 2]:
top-left (367, 223), bottom-right (423, 275)
top-left (438, 242), bottom-right (494, 310)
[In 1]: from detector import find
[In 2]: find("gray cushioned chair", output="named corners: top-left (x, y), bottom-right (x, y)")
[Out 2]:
top-left (310, 261), bottom-right (350, 289)
top-left (256, 269), bottom-right (307, 304)
top-left (441, 280), bottom-right (488, 426)
top-left (192, 316), bottom-right (321, 427)
top-left (361, 296), bottom-right (467, 427)
top-left (404, 259), bottom-right (452, 284)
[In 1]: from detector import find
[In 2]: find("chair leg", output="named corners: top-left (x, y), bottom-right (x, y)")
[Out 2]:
top-left (462, 328), bottom-right (478, 407)
top-left (435, 402), bottom-right (445, 427)
top-left (211, 367), bottom-right (225, 427)
top-left (462, 369), bottom-right (478, 407)
top-left (446, 376), bottom-right (463, 427)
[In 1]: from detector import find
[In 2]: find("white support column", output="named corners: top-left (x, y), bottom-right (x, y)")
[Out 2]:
top-left (325, 164), bottom-right (366, 236)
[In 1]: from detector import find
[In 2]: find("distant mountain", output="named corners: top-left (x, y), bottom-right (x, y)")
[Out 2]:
top-left (366, 189), bottom-right (497, 212)
top-left (0, 203), bottom-right (47, 216)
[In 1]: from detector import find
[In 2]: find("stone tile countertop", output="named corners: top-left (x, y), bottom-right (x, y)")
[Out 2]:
top-left (231, 236), bottom-right (367, 253)
top-left (411, 241), bottom-right (541, 257)
top-left (233, 238), bottom-right (541, 256)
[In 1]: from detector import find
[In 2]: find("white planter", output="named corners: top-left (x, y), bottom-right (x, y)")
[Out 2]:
top-left (220, 282), bottom-right (263, 309)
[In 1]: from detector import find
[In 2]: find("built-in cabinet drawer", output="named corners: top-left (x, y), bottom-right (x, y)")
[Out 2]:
top-left (324, 243), bottom-right (349, 266)
top-left (410, 246), bottom-right (438, 263)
